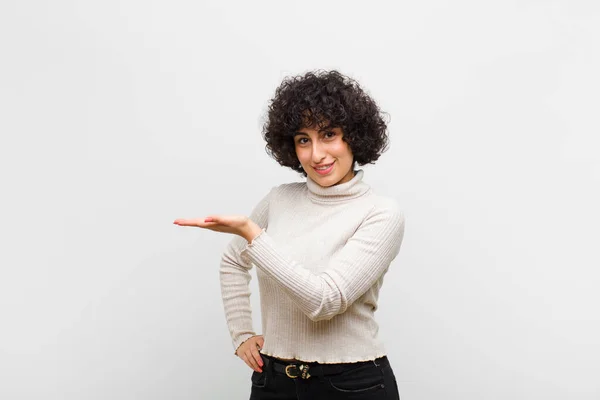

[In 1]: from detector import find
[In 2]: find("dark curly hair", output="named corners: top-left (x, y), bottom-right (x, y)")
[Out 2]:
top-left (262, 70), bottom-right (390, 176)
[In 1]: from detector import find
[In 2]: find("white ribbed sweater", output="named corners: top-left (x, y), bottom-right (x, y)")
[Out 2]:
top-left (219, 169), bottom-right (405, 363)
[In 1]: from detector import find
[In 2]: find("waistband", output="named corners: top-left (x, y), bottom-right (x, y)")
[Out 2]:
top-left (262, 354), bottom-right (390, 379)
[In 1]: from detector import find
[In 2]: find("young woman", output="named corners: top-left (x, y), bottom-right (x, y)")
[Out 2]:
top-left (174, 70), bottom-right (405, 399)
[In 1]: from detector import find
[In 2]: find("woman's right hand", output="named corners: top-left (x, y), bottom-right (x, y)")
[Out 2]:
top-left (235, 335), bottom-right (265, 372)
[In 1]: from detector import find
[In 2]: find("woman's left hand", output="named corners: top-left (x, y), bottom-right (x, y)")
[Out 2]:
top-left (173, 215), bottom-right (262, 243)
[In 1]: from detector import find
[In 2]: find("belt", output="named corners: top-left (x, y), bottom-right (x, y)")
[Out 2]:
top-left (262, 355), bottom-right (389, 380)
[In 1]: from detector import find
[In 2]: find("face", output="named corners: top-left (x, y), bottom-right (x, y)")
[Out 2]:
top-left (294, 125), bottom-right (355, 187)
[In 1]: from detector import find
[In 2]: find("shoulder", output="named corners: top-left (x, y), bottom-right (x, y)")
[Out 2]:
top-left (265, 181), bottom-right (307, 200)
top-left (363, 192), bottom-right (405, 227)
top-left (368, 191), bottom-right (403, 215)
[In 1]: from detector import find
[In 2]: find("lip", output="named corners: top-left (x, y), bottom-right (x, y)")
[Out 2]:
top-left (313, 161), bottom-right (335, 176)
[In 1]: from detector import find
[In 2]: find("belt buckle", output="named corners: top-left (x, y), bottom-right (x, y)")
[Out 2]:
top-left (285, 364), bottom-right (311, 379)
top-left (285, 364), bottom-right (299, 378)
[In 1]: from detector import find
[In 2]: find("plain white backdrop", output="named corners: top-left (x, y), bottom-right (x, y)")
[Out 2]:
top-left (1, 0), bottom-right (599, 399)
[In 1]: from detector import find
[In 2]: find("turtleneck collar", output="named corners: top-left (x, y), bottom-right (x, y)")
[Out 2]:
top-left (306, 169), bottom-right (371, 203)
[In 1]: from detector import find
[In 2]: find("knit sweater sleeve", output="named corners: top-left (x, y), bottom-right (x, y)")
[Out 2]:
top-left (219, 188), bottom-right (272, 352)
top-left (240, 202), bottom-right (405, 322)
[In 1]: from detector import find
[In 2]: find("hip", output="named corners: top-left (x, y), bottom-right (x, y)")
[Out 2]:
top-left (250, 354), bottom-right (400, 400)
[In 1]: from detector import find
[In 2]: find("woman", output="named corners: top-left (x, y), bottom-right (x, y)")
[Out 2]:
top-left (174, 70), bottom-right (405, 399)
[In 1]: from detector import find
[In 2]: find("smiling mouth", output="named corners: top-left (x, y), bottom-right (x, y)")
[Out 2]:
top-left (313, 161), bottom-right (335, 175)
top-left (314, 164), bottom-right (333, 170)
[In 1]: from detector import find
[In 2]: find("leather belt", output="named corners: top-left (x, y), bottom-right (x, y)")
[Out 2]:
top-left (262, 355), bottom-right (389, 380)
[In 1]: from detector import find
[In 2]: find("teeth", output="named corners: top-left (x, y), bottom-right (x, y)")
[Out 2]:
top-left (316, 164), bottom-right (332, 170)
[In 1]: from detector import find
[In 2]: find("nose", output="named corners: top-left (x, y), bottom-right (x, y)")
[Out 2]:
top-left (311, 141), bottom-right (327, 164)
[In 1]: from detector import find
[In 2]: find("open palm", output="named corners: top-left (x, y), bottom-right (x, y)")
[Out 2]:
top-left (173, 215), bottom-right (249, 236)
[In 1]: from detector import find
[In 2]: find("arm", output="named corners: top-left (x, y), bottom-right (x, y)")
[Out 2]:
top-left (241, 202), bottom-right (405, 322)
top-left (219, 188), bottom-right (272, 352)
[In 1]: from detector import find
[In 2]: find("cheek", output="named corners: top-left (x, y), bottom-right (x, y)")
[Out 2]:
top-left (332, 141), bottom-right (353, 159)
top-left (295, 147), bottom-right (309, 164)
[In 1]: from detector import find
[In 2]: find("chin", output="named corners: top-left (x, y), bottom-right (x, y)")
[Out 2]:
top-left (314, 174), bottom-right (343, 187)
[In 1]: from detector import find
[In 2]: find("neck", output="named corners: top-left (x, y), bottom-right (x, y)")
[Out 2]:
top-left (306, 169), bottom-right (371, 204)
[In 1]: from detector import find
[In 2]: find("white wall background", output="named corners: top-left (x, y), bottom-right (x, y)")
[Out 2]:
top-left (1, 1), bottom-right (599, 399)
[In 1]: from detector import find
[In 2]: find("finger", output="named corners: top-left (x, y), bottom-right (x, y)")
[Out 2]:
top-left (250, 345), bottom-right (263, 368)
top-left (256, 337), bottom-right (264, 349)
top-left (173, 218), bottom-right (217, 227)
top-left (202, 214), bottom-right (223, 223)
top-left (173, 218), bottom-right (202, 226)
top-left (246, 350), bottom-right (261, 372)
top-left (245, 350), bottom-right (261, 372)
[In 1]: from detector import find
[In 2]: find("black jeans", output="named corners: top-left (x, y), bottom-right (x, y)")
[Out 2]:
top-left (249, 354), bottom-right (400, 400)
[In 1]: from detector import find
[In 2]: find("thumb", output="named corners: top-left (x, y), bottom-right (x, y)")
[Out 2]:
top-left (256, 336), bottom-right (265, 348)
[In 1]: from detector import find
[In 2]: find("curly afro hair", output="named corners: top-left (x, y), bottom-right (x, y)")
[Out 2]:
top-left (262, 70), bottom-right (390, 176)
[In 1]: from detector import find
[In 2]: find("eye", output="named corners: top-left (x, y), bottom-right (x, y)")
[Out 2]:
top-left (297, 137), bottom-right (309, 145)
top-left (324, 131), bottom-right (336, 139)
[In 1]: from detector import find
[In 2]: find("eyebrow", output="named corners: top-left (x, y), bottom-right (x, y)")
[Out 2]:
top-left (294, 127), bottom-right (335, 136)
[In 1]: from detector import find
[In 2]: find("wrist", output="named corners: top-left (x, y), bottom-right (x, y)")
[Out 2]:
top-left (242, 220), bottom-right (263, 243)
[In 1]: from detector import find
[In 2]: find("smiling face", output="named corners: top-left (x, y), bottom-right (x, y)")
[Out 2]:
top-left (294, 125), bottom-right (355, 187)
